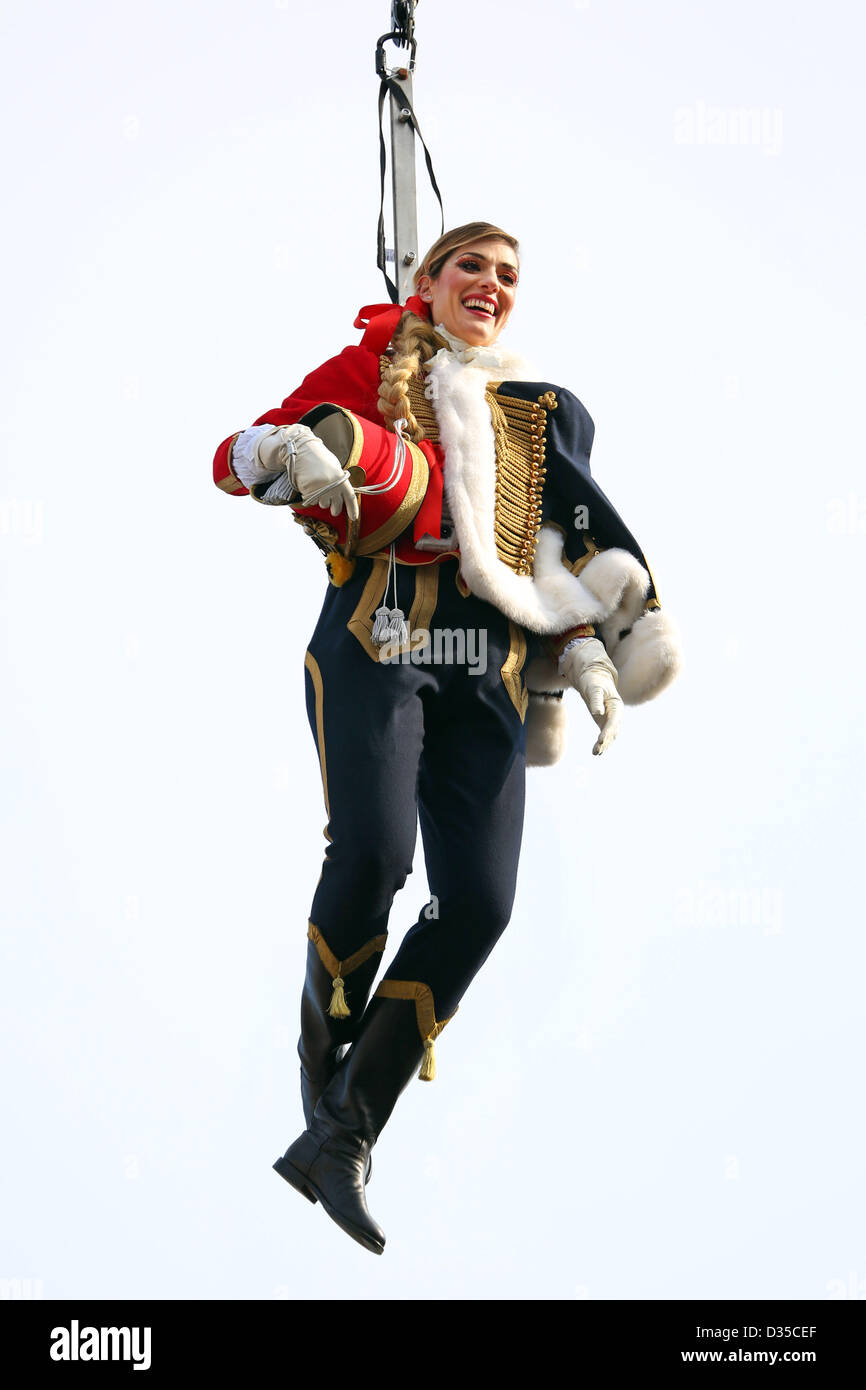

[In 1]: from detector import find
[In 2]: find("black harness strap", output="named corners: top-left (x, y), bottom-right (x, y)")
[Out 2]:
top-left (376, 72), bottom-right (445, 303)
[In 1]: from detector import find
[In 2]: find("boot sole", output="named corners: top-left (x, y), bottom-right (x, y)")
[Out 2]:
top-left (272, 1155), bottom-right (384, 1256)
top-left (273, 1155), bottom-right (318, 1205)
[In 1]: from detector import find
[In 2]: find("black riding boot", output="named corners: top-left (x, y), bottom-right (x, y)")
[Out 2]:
top-left (297, 931), bottom-right (385, 1193)
top-left (298, 936), bottom-right (385, 1126)
top-left (274, 994), bottom-right (429, 1255)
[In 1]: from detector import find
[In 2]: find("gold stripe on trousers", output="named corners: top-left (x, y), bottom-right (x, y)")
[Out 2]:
top-left (304, 649), bottom-right (333, 845)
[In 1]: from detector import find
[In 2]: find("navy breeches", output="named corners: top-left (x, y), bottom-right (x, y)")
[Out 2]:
top-left (303, 556), bottom-right (529, 1031)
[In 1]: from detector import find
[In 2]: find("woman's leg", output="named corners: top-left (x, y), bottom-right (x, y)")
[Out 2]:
top-left (296, 563), bottom-right (432, 1124)
top-left (376, 642), bottom-right (527, 1063)
top-left (276, 585), bottom-right (530, 1251)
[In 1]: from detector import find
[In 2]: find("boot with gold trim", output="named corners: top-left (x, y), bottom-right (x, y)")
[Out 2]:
top-left (298, 937), bottom-right (385, 1127)
top-left (274, 994), bottom-right (427, 1256)
top-left (297, 933), bottom-right (386, 1192)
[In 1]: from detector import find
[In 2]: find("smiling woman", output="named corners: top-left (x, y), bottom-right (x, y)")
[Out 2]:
top-left (212, 219), bottom-right (682, 1256)
top-left (415, 226), bottom-right (519, 343)
top-left (376, 222), bottom-right (520, 449)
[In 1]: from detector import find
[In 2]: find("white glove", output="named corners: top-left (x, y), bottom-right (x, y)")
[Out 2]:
top-left (255, 424), bottom-right (355, 518)
top-left (560, 637), bottom-right (623, 756)
top-left (230, 424), bottom-right (289, 488)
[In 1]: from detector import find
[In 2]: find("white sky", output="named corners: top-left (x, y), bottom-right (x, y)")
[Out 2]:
top-left (2, 0), bottom-right (864, 1300)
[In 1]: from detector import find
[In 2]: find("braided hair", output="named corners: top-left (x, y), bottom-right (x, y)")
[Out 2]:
top-left (376, 311), bottom-right (445, 441)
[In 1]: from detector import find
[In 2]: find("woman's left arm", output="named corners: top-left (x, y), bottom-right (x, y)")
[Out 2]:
top-left (536, 385), bottom-right (683, 708)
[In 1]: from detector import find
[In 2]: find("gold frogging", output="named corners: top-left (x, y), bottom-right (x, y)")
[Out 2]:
top-left (486, 388), bottom-right (556, 576)
top-left (402, 367), bottom-right (556, 578)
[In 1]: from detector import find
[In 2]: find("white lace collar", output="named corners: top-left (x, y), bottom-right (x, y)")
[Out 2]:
top-left (431, 322), bottom-right (506, 369)
top-left (430, 322), bottom-right (539, 382)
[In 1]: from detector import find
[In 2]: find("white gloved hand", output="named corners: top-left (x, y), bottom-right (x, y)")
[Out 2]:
top-left (230, 424), bottom-right (289, 488)
top-left (560, 637), bottom-right (623, 756)
top-left (255, 424), bottom-right (354, 518)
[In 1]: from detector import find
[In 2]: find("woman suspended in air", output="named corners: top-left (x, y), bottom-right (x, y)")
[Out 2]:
top-left (212, 221), bottom-right (682, 1254)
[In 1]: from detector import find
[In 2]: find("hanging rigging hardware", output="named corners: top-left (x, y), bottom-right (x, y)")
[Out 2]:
top-left (375, 33), bottom-right (417, 78)
top-left (374, 1), bottom-right (443, 302)
top-left (376, 0), bottom-right (418, 74)
top-left (391, 1), bottom-right (417, 48)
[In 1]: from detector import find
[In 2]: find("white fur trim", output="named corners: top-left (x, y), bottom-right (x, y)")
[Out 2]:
top-left (428, 351), bottom-right (652, 636)
top-left (525, 695), bottom-right (567, 767)
top-left (605, 608), bottom-right (683, 705)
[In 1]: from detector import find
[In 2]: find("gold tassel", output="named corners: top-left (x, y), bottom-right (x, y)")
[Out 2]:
top-left (328, 975), bottom-right (351, 1019)
top-left (325, 552), bottom-right (355, 588)
top-left (418, 1036), bottom-right (436, 1081)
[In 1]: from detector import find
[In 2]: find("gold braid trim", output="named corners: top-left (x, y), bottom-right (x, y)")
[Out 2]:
top-left (375, 980), bottom-right (457, 1080)
top-left (307, 923), bottom-right (387, 980)
top-left (404, 366), bottom-right (440, 443)
top-left (355, 438), bottom-right (430, 556)
top-left (303, 651), bottom-right (332, 847)
top-left (216, 435), bottom-right (247, 492)
top-left (485, 389), bottom-right (550, 576)
top-left (374, 979), bottom-right (456, 1044)
top-left (547, 623), bottom-right (596, 659)
top-left (376, 313), bottom-right (447, 441)
top-left (501, 620), bottom-right (529, 721)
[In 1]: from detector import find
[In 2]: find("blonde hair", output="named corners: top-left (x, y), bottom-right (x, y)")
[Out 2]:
top-left (376, 221), bottom-right (520, 440)
top-left (413, 221), bottom-right (519, 290)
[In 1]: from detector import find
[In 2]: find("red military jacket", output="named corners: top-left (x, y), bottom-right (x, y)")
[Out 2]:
top-left (212, 297), bottom-right (449, 567)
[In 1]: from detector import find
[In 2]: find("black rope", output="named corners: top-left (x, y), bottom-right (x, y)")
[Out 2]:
top-left (375, 20), bottom-right (445, 303)
top-left (376, 76), bottom-right (400, 303)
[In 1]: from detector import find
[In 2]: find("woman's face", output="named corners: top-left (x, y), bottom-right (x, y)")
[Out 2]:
top-left (416, 237), bottom-right (519, 346)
